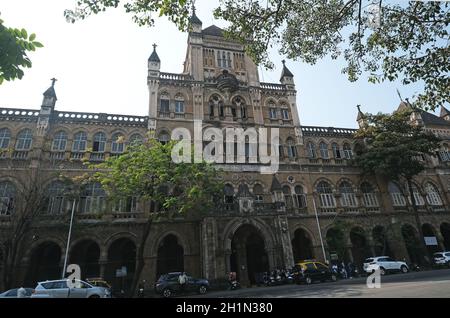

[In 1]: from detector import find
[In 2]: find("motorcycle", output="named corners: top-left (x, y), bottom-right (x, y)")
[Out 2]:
top-left (229, 280), bottom-right (241, 290)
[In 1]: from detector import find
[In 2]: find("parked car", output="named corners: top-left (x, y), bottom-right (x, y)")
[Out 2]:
top-left (154, 272), bottom-right (209, 298)
top-left (363, 256), bottom-right (409, 275)
top-left (31, 279), bottom-right (111, 298)
top-left (85, 277), bottom-right (112, 289)
top-left (292, 260), bottom-right (337, 285)
top-left (432, 252), bottom-right (450, 268)
top-left (0, 288), bottom-right (34, 298)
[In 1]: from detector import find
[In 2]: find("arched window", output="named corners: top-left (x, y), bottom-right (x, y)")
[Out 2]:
top-left (253, 184), bottom-right (264, 203)
top-left (439, 144), bottom-right (450, 162)
top-left (287, 138), bottom-right (297, 159)
top-left (129, 134), bottom-right (143, 146)
top-left (388, 182), bottom-right (406, 206)
top-left (343, 143), bottom-right (353, 159)
top-left (268, 101), bottom-right (277, 119)
top-left (175, 95), bottom-right (185, 113)
top-left (46, 181), bottom-right (69, 214)
top-left (283, 185), bottom-right (294, 208)
top-left (111, 133), bottom-right (125, 153)
top-left (339, 181), bottom-right (358, 207)
top-left (361, 182), bottom-right (379, 207)
top-left (332, 143), bottom-right (341, 159)
top-left (79, 183), bottom-right (105, 213)
top-left (160, 93), bottom-right (170, 114)
top-left (317, 181), bottom-right (335, 208)
top-left (425, 183), bottom-right (443, 206)
top-left (224, 184), bottom-right (234, 210)
top-left (0, 128), bottom-right (11, 149)
top-left (409, 183), bottom-right (425, 206)
top-left (52, 131), bottom-right (67, 151)
top-left (0, 181), bottom-right (15, 215)
top-left (294, 185), bottom-right (307, 208)
top-left (92, 132), bottom-right (106, 152)
top-left (72, 132), bottom-right (87, 152)
top-left (158, 132), bottom-right (170, 145)
top-left (319, 142), bottom-right (329, 159)
top-left (15, 129), bottom-right (32, 150)
top-left (307, 142), bottom-right (316, 159)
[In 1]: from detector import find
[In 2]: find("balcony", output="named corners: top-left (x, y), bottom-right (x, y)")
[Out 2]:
top-left (50, 152), bottom-right (65, 160)
top-left (70, 152), bottom-right (85, 160)
top-left (89, 153), bottom-right (105, 162)
top-left (12, 151), bottom-right (29, 159)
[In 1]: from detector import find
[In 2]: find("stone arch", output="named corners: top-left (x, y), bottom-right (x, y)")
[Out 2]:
top-left (325, 226), bottom-right (349, 263)
top-left (150, 230), bottom-right (190, 258)
top-left (372, 225), bottom-right (393, 257)
top-left (22, 236), bottom-right (66, 263)
top-left (336, 177), bottom-right (358, 190)
top-left (349, 226), bottom-right (371, 266)
top-left (422, 223), bottom-right (440, 255)
top-left (313, 178), bottom-right (336, 192)
top-left (104, 232), bottom-right (137, 253)
top-left (440, 222), bottom-right (450, 250)
top-left (291, 227), bottom-right (315, 262)
top-left (155, 234), bottom-right (185, 277)
top-left (69, 239), bottom-right (101, 279)
top-left (401, 223), bottom-right (423, 265)
top-left (105, 237), bottom-right (137, 293)
top-left (24, 241), bottom-right (62, 286)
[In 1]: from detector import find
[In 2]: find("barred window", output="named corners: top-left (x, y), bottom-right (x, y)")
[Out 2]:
top-left (72, 132), bottom-right (87, 152)
top-left (15, 129), bottom-right (33, 150)
top-left (425, 183), bottom-right (442, 206)
top-left (317, 181), bottom-right (335, 208)
top-left (388, 182), bottom-right (406, 206)
top-left (0, 181), bottom-right (15, 216)
top-left (319, 142), bottom-right (329, 159)
top-left (307, 142), bottom-right (316, 159)
top-left (361, 182), bottom-right (379, 207)
top-left (52, 131), bottom-right (67, 151)
top-left (339, 181), bottom-right (358, 207)
top-left (0, 128), bottom-right (11, 149)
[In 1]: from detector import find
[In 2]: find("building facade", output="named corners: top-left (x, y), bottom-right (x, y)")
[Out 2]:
top-left (1, 13), bottom-right (450, 291)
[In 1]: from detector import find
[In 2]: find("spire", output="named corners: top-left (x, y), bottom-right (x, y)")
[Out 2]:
top-left (190, 4), bottom-right (202, 25)
top-left (270, 174), bottom-right (282, 192)
top-left (148, 43), bottom-right (160, 62)
top-left (356, 104), bottom-right (364, 121)
top-left (43, 78), bottom-right (57, 99)
top-left (280, 60), bottom-right (294, 81)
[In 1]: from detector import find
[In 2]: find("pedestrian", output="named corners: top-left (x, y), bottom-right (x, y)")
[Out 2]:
top-left (178, 272), bottom-right (188, 293)
top-left (340, 262), bottom-right (348, 279)
top-left (17, 287), bottom-right (27, 298)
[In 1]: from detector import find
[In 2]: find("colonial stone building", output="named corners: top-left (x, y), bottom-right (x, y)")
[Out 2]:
top-left (1, 12), bottom-right (450, 292)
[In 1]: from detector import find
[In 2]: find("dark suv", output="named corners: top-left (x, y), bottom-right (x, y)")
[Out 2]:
top-left (154, 272), bottom-right (209, 298)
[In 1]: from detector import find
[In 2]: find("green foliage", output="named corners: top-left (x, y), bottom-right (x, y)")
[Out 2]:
top-left (90, 137), bottom-right (223, 218)
top-left (0, 16), bottom-right (43, 85)
top-left (66, 1), bottom-right (449, 111)
top-left (353, 108), bottom-right (441, 181)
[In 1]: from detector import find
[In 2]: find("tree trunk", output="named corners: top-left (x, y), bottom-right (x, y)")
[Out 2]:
top-left (406, 178), bottom-right (430, 266)
top-left (128, 217), bottom-right (153, 297)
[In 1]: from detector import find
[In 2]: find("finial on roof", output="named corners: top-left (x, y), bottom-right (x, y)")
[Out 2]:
top-left (51, 78), bottom-right (57, 87)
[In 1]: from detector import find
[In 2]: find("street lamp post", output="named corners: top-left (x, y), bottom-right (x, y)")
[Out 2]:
top-left (312, 194), bottom-right (328, 263)
top-left (62, 199), bottom-right (77, 278)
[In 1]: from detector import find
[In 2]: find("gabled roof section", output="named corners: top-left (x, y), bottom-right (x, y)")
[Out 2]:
top-left (280, 60), bottom-right (294, 81)
top-left (202, 25), bottom-right (225, 37)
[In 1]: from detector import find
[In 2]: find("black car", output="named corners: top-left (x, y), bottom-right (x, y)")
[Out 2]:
top-left (154, 272), bottom-right (209, 298)
top-left (292, 261), bottom-right (337, 285)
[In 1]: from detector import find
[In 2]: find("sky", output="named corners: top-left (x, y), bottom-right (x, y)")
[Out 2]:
top-left (0, 0), bottom-right (434, 129)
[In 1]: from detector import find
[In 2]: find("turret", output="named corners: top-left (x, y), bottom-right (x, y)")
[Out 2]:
top-left (42, 78), bottom-right (57, 110)
top-left (189, 6), bottom-right (202, 33)
top-left (148, 43), bottom-right (161, 75)
top-left (280, 60), bottom-right (294, 87)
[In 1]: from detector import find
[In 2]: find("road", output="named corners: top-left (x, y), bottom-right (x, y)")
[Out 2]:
top-left (189, 269), bottom-right (450, 298)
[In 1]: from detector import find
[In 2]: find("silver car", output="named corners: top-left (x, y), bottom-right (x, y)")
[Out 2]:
top-left (0, 288), bottom-right (33, 298)
top-left (31, 279), bottom-right (111, 298)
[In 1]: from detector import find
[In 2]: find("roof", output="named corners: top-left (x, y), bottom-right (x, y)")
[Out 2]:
top-left (440, 106), bottom-right (450, 118)
top-left (270, 175), bottom-right (282, 192)
top-left (202, 25), bottom-right (224, 37)
top-left (43, 86), bottom-right (56, 98)
top-left (190, 11), bottom-right (202, 25)
top-left (418, 109), bottom-right (450, 127)
top-left (280, 60), bottom-right (294, 81)
top-left (148, 47), bottom-right (160, 62)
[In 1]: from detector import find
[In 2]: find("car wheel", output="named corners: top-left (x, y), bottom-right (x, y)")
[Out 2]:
top-left (89, 295), bottom-right (100, 298)
top-left (400, 265), bottom-right (408, 273)
top-left (198, 285), bottom-right (207, 295)
top-left (162, 288), bottom-right (172, 298)
top-left (305, 276), bottom-right (312, 285)
top-left (331, 274), bottom-right (337, 282)
top-left (379, 267), bottom-right (386, 276)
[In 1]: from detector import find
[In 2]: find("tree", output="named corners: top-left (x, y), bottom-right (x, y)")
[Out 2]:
top-left (65, 0), bottom-right (449, 111)
top-left (0, 170), bottom-right (51, 289)
top-left (0, 15), bottom-right (43, 85)
top-left (353, 107), bottom-right (441, 265)
top-left (89, 136), bottom-right (223, 296)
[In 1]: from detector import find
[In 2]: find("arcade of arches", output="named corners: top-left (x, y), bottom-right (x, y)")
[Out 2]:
top-left (10, 220), bottom-right (450, 291)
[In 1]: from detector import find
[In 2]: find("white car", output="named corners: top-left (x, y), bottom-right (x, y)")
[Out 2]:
top-left (363, 256), bottom-right (409, 275)
top-left (31, 279), bottom-right (111, 298)
top-left (432, 252), bottom-right (450, 268)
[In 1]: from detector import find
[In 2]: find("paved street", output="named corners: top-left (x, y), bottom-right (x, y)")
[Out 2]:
top-left (189, 269), bottom-right (450, 298)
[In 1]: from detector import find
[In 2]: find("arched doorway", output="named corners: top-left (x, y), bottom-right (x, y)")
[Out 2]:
top-left (105, 238), bottom-right (136, 294)
top-left (401, 224), bottom-right (423, 265)
top-left (326, 227), bottom-right (348, 263)
top-left (156, 234), bottom-right (184, 277)
top-left (69, 240), bottom-right (100, 279)
top-left (349, 227), bottom-right (371, 267)
top-left (441, 223), bottom-right (450, 250)
top-left (25, 242), bottom-right (61, 286)
top-left (230, 225), bottom-right (269, 286)
top-left (372, 226), bottom-right (393, 257)
top-left (422, 224), bottom-right (439, 255)
top-left (291, 228), bottom-right (313, 262)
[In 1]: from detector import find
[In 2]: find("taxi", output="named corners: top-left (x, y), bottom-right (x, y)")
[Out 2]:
top-left (292, 260), bottom-right (337, 285)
